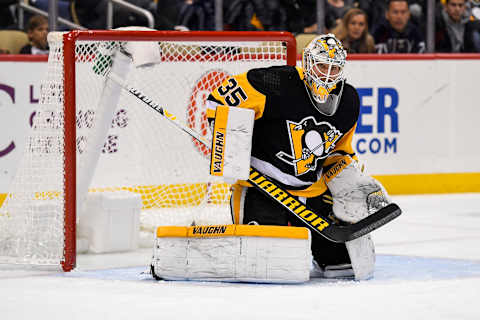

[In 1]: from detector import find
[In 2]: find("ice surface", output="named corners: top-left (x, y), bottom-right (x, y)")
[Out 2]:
top-left (1, 194), bottom-right (480, 320)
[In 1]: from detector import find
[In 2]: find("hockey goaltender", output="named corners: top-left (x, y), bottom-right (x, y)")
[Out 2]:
top-left (150, 34), bottom-right (400, 283)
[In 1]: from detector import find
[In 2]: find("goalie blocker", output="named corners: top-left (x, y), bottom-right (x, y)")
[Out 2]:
top-left (151, 224), bottom-right (312, 283)
top-left (209, 105), bottom-right (254, 181)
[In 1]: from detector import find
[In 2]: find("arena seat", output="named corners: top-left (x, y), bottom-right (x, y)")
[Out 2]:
top-left (295, 33), bottom-right (318, 55)
top-left (0, 30), bottom-right (29, 54)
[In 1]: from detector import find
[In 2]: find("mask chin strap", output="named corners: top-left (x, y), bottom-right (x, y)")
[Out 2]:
top-left (304, 80), bottom-right (344, 116)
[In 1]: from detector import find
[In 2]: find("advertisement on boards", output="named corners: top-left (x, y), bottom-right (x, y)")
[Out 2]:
top-left (1, 56), bottom-right (479, 196)
top-left (346, 58), bottom-right (479, 178)
top-left (0, 61), bottom-right (46, 194)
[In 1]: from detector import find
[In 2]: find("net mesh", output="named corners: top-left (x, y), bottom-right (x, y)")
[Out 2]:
top-left (0, 31), bottom-right (290, 268)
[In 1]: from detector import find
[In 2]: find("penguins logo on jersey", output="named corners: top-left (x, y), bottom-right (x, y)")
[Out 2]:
top-left (276, 116), bottom-right (342, 176)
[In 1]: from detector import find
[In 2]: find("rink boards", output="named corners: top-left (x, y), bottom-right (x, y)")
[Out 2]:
top-left (0, 54), bottom-right (479, 199)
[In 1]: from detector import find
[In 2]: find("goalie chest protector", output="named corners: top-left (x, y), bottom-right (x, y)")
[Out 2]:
top-left (209, 65), bottom-right (360, 190)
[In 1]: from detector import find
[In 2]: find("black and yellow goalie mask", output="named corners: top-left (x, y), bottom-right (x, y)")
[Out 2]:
top-left (302, 34), bottom-right (347, 115)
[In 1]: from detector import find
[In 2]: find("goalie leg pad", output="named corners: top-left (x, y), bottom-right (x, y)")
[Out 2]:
top-left (346, 234), bottom-right (375, 280)
top-left (324, 159), bottom-right (382, 280)
top-left (309, 235), bottom-right (375, 280)
top-left (151, 225), bottom-right (312, 283)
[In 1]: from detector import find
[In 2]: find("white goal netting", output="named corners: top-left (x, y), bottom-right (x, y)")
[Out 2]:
top-left (0, 30), bottom-right (294, 270)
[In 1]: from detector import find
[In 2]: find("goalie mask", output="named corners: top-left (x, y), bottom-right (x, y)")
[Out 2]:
top-left (302, 34), bottom-right (347, 115)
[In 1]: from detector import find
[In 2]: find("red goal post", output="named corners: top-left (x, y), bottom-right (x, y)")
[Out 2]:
top-left (0, 30), bottom-right (296, 272)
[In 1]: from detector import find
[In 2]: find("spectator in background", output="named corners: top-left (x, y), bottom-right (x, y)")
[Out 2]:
top-left (262, 0), bottom-right (290, 31)
top-left (117, 0), bottom-right (157, 28)
top-left (29, 0), bottom-right (72, 30)
top-left (72, 0), bottom-right (155, 29)
top-left (176, 0), bottom-right (215, 31)
top-left (373, 0), bottom-right (425, 53)
top-left (281, 0), bottom-right (318, 34)
top-left (155, 0), bottom-right (189, 30)
top-left (471, 0), bottom-right (480, 20)
top-left (224, 0), bottom-right (272, 31)
top-left (71, 0), bottom-right (107, 29)
top-left (436, 0), bottom-right (480, 52)
top-left (357, 0), bottom-right (389, 32)
top-left (325, 0), bottom-right (356, 31)
top-left (0, 0), bottom-right (17, 29)
top-left (20, 15), bottom-right (48, 54)
top-left (224, 0), bottom-right (289, 31)
top-left (359, 0), bottom-right (426, 34)
top-left (408, 0), bottom-right (426, 31)
top-left (332, 8), bottom-right (376, 53)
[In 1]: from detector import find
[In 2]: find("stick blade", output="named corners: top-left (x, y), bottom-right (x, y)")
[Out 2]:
top-left (323, 203), bottom-right (402, 243)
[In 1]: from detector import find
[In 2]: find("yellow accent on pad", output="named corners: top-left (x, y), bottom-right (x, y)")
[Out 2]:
top-left (156, 224), bottom-right (309, 240)
top-left (210, 105), bottom-right (229, 176)
top-left (206, 108), bottom-right (216, 119)
top-left (156, 226), bottom-right (188, 238)
top-left (0, 193), bottom-right (6, 208)
top-left (235, 225), bottom-right (309, 239)
top-left (323, 156), bottom-right (353, 184)
top-left (188, 224), bottom-right (236, 237)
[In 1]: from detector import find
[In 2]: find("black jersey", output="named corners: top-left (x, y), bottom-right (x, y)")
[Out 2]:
top-left (207, 65), bottom-right (359, 197)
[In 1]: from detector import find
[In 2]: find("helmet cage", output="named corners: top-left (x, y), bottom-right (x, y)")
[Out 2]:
top-left (302, 35), bottom-right (347, 104)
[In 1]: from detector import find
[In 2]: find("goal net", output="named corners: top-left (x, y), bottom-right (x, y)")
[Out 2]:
top-left (0, 30), bottom-right (296, 271)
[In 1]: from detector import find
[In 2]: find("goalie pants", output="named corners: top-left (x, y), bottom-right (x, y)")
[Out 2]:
top-left (231, 185), bottom-right (351, 268)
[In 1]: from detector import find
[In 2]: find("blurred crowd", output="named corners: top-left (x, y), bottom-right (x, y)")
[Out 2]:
top-left (1, 0), bottom-right (480, 54)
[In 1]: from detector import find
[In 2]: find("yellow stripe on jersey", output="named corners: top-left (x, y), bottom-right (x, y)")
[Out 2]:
top-left (288, 179), bottom-right (328, 198)
top-left (231, 177), bottom-right (329, 198)
top-left (209, 72), bottom-right (267, 120)
top-left (332, 124), bottom-right (357, 158)
top-left (295, 66), bottom-right (305, 81)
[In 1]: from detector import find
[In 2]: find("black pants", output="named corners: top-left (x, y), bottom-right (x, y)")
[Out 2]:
top-left (242, 186), bottom-right (351, 268)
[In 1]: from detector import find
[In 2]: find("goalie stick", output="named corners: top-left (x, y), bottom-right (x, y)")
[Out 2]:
top-left (106, 72), bottom-right (401, 243)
